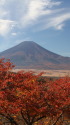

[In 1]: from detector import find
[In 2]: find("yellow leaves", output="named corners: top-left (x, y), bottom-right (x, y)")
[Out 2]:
top-left (44, 121), bottom-right (49, 124)
top-left (32, 79), bottom-right (34, 82)
top-left (16, 90), bottom-right (23, 97)
top-left (13, 115), bottom-right (16, 118)
top-left (34, 121), bottom-right (38, 124)
top-left (16, 88), bottom-right (28, 97)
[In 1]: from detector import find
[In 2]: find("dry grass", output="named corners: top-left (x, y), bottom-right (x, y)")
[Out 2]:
top-left (11, 69), bottom-right (70, 77)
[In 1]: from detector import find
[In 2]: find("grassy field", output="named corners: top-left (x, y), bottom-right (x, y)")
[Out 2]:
top-left (12, 69), bottom-right (70, 77)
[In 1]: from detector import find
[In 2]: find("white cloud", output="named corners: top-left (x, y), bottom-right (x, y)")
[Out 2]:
top-left (20, 0), bottom-right (62, 27)
top-left (0, 9), bottom-right (8, 18)
top-left (0, 0), bottom-right (6, 5)
top-left (0, 0), bottom-right (70, 36)
top-left (11, 32), bottom-right (17, 36)
top-left (44, 13), bottom-right (70, 30)
top-left (0, 19), bottom-right (16, 36)
top-left (48, 1), bottom-right (61, 8)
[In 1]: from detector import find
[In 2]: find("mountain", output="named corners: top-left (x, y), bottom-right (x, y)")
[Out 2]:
top-left (0, 41), bottom-right (70, 69)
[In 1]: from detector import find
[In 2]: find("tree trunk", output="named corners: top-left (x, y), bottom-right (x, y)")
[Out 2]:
top-left (27, 122), bottom-right (33, 125)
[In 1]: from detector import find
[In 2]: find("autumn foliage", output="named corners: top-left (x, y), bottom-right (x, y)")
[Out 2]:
top-left (0, 58), bottom-right (70, 125)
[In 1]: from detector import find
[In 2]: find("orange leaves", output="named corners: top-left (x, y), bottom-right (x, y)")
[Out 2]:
top-left (46, 77), bottom-right (70, 115)
top-left (0, 58), bottom-right (14, 72)
top-left (0, 58), bottom-right (70, 125)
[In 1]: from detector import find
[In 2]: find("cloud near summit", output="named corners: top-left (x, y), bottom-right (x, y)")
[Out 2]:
top-left (0, 0), bottom-right (70, 36)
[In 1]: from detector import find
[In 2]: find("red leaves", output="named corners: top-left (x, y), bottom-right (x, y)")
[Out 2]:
top-left (0, 58), bottom-right (70, 125)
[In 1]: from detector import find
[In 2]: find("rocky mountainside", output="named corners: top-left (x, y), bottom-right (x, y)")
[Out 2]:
top-left (0, 41), bottom-right (70, 69)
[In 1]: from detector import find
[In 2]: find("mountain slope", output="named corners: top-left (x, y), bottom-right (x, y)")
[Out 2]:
top-left (0, 41), bottom-right (70, 69)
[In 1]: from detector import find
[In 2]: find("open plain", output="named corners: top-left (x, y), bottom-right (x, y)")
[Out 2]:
top-left (12, 69), bottom-right (70, 77)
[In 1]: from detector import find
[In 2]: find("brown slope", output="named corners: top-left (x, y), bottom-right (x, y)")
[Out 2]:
top-left (0, 41), bottom-right (70, 69)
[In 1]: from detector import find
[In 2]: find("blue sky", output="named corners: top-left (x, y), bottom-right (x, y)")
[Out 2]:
top-left (0, 0), bottom-right (70, 57)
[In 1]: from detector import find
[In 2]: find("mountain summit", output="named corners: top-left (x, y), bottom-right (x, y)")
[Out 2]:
top-left (0, 41), bottom-right (70, 69)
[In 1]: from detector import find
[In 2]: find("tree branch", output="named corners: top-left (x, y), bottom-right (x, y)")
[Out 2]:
top-left (21, 110), bottom-right (28, 124)
top-left (52, 113), bottom-right (63, 125)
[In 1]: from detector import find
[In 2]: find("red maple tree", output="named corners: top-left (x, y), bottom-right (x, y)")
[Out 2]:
top-left (0, 58), bottom-right (70, 125)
